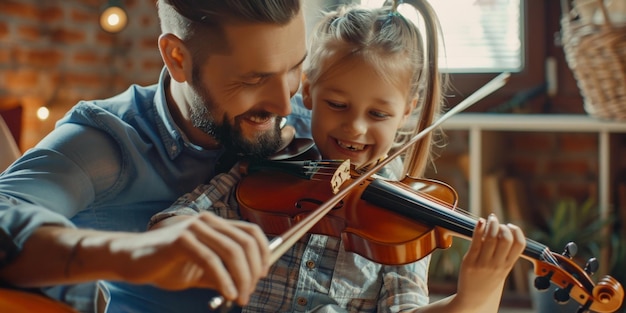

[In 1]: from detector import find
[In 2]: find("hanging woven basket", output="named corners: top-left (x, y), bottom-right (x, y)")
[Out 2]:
top-left (561, 0), bottom-right (626, 121)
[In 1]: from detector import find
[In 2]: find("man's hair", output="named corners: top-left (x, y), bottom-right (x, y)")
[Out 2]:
top-left (156, 0), bottom-right (301, 73)
top-left (156, 0), bottom-right (301, 83)
top-left (157, 0), bottom-right (301, 42)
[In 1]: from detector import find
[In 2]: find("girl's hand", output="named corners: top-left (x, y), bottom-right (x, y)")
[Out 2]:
top-left (454, 214), bottom-right (526, 312)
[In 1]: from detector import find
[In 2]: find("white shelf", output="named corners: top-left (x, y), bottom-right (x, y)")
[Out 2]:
top-left (442, 113), bottom-right (626, 132)
top-left (440, 113), bottom-right (626, 221)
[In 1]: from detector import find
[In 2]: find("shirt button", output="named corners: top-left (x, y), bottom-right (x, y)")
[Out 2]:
top-left (171, 145), bottom-right (177, 151)
top-left (305, 260), bottom-right (315, 269)
top-left (297, 297), bottom-right (307, 306)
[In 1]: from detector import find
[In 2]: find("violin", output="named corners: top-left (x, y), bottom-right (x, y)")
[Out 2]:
top-left (237, 164), bottom-right (625, 313)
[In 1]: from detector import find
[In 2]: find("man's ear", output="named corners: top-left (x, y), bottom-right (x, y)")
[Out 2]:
top-left (301, 74), bottom-right (313, 110)
top-left (158, 33), bottom-right (192, 83)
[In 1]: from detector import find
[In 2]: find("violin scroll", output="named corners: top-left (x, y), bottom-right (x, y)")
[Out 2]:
top-left (529, 243), bottom-right (624, 313)
top-left (594, 276), bottom-right (625, 312)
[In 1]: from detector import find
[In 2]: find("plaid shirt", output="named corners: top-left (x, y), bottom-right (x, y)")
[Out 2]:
top-left (151, 164), bottom-right (430, 313)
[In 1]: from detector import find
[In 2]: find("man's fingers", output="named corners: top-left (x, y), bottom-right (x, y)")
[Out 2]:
top-left (174, 231), bottom-right (238, 298)
top-left (228, 219), bottom-right (271, 274)
top-left (195, 213), bottom-right (268, 304)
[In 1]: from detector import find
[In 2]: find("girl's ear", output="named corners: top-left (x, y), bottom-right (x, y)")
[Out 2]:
top-left (301, 74), bottom-right (313, 110)
top-left (158, 33), bottom-right (192, 83)
top-left (400, 97), bottom-right (418, 125)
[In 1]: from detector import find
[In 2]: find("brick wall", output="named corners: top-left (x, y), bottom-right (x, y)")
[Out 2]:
top-left (0, 0), bottom-right (162, 149)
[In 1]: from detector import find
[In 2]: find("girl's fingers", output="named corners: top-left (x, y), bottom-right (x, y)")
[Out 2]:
top-left (466, 214), bottom-right (525, 267)
top-left (464, 217), bottom-right (486, 264)
top-left (506, 223), bottom-right (526, 260)
top-left (490, 225), bottom-right (514, 262)
top-left (474, 214), bottom-right (500, 264)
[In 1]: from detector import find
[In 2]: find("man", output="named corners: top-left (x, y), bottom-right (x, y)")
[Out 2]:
top-left (0, 1), bottom-right (306, 311)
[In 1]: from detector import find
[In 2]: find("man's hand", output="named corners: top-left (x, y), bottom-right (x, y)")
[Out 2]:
top-left (111, 213), bottom-right (270, 306)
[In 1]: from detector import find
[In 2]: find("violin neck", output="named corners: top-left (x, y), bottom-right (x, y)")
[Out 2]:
top-left (245, 159), bottom-right (342, 180)
top-left (361, 179), bottom-right (548, 262)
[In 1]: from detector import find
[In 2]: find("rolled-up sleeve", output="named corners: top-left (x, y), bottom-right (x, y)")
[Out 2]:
top-left (0, 122), bottom-right (122, 267)
top-left (379, 256), bottom-right (431, 312)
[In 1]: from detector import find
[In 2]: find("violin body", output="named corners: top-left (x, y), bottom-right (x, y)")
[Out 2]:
top-left (237, 169), bottom-right (457, 265)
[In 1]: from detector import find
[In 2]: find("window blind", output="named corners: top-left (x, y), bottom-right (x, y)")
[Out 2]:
top-left (360, 0), bottom-right (524, 73)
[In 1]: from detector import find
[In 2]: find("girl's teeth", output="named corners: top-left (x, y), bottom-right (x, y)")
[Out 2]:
top-left (337, 140), bottom-right (365, 151)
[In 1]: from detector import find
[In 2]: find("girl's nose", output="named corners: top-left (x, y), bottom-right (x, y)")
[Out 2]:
top-left (342, 117), bottom-right (367, 136)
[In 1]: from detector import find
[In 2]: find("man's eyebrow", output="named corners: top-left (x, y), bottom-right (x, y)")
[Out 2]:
top-left (242, 53), bottom-right (308, 78)
top-left (292, 53), bottom-right (307, 71)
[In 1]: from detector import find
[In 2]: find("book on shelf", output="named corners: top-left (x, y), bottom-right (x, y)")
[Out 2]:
top-left (481, 171), bottom-right (505, 219)
top-left (482, 171), bottom-right (532, 295)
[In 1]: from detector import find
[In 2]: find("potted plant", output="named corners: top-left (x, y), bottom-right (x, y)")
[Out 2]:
top-left (527, 197), bottom-right (612, 312)
top-left (427, 237), bottom-right (470, 292)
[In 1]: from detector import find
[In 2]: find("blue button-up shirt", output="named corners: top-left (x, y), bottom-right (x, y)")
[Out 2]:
top-left (0, 68), bottom-right (310, 312)
top-left (0, 68), bottom-right (222, 238)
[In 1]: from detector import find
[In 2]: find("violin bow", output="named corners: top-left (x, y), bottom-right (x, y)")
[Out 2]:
top-left (208, 72), bottom-right (510, 310)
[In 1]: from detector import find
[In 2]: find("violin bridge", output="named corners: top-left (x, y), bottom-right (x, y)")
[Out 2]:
top-left (330, 159), bottom-right (351, 194)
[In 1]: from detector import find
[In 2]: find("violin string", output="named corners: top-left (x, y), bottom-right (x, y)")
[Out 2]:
top-left (389, 188), bottom-right (563, 268)
top-left (542, 248), bottom-right (560, 265)
top-left (302, 162), bottom-right (347, 177)
top-left (304, 160), bottom-right (345, 165)
top-left (451, 207), bottom-right (561, 266)
top-left (301, 161), bottom-right (345, 169)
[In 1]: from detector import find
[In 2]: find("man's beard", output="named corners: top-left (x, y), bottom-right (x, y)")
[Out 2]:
top-left (188, 84), bottom-right (283, 159)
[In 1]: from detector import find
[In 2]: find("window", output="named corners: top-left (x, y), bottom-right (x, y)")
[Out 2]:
top-left (306, 0), bottom-right (548, 112)
top-left (360, 0), bottom-right (524, 73)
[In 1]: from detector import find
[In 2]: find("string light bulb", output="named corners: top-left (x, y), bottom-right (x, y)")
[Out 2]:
top-left (36, 106), bottom-right (50, 121)
top-left (99, 0), bottom-right (127, 33)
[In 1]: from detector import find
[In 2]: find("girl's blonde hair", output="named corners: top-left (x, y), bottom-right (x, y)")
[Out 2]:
top-left (304, 0), bottom-right (447, 178)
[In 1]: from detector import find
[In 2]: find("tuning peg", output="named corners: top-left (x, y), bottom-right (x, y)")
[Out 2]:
top-left (554, 283), bottom-right (573, 303)
top-left (584, 257), bottom-right (599, 275)
top-left (562, 242), bottom-right (578, 258)
top-left (534, 272), bottom-right (553, 290)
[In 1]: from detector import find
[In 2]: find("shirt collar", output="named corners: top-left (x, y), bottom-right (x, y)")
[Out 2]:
top-left (153, 67), bottom-right (219, 159)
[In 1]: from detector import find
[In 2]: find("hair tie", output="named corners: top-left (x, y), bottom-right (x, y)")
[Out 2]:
top-left (388, 0), bottom-right (402, 17)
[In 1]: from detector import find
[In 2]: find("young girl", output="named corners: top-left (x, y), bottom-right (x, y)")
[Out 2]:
top-left (120, 1), bottom-right (525, 312)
